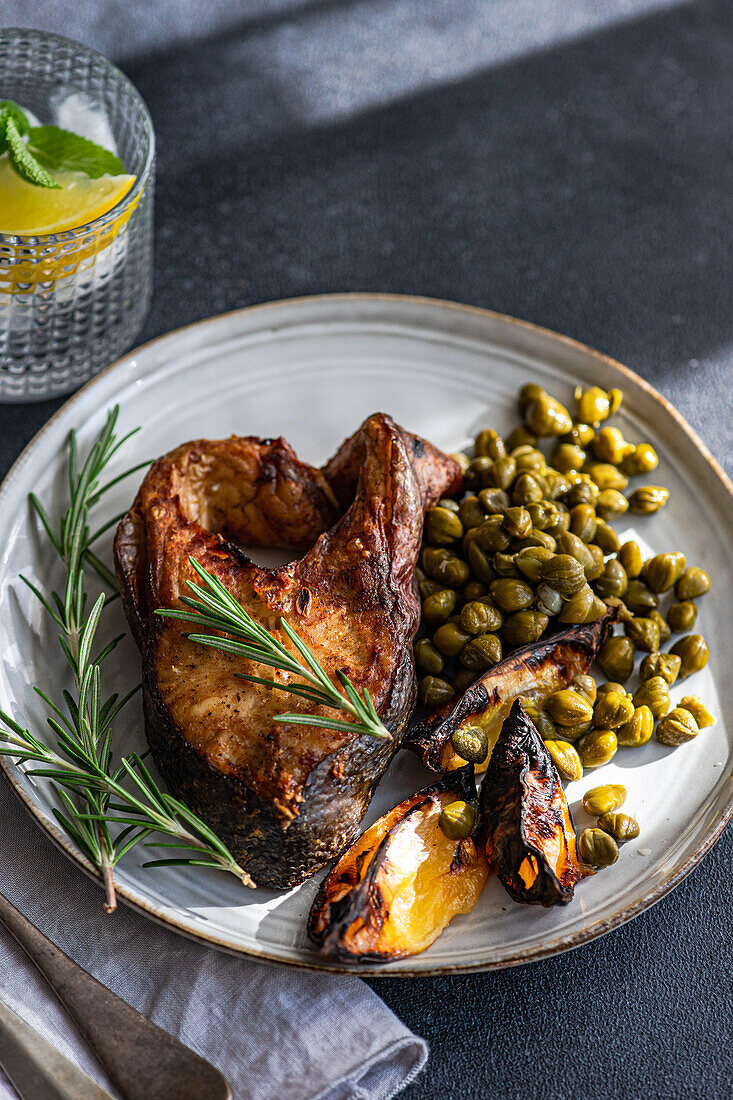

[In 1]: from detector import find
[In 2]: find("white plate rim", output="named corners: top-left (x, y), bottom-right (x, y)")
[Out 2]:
top-left (1, 292), bottom-right (732, 976)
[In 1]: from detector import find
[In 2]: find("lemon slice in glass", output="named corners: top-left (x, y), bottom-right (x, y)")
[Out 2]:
top-left (0, 159), bottom-right (136, 235)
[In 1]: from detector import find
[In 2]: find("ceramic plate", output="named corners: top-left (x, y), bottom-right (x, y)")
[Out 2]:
top-left (1, 295), bottom-right (731, 975)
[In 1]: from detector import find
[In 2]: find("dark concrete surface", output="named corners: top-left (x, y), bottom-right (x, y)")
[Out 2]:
top-left (1, 2), bottom-right (732, 1097)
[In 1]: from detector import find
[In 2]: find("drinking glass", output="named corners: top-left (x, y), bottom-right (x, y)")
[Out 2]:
top-left (0, 29), bottom-right (155, 400)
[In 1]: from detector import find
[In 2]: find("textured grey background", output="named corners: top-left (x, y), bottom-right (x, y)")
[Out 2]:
top-left (1, 1), bottom-right (732, 1097)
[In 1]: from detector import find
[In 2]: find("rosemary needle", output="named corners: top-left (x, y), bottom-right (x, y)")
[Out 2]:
top-left (157, 557), bottom-right (393, 742)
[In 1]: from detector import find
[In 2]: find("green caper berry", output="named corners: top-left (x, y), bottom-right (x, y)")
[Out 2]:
top-left (474, 428), bottom-right (506, 460)
top-left (592, 426), bottom-right (632, 465)
top-left (535, 583), bottom-right (563, 616)
top-left (460, 633), bottom-right (503, 670)
top-left (645, 552), bottom-right (687, 594)
top-left (586, 544), bottom-right (606, 582)
top-left (649, 610), bottom-right (672, 644)
top-left (512, 445), bottom-right (546, 474)
top-left (475, 517), bottom-right (511, 553)
top-left (557, 584), bottom-right (607, 623)
top-left (578, 729), bottom-right (618, 768)
top-left (506, 424), bottom-right (538, 450)
top-left (574, 385), bottom-right (617, 426)
top-left (545, 689), bottom-right (594, 728)
top-left (518, 383), bottom-right (546, 415)
top-left (465, 455), bottom-right (494, 490)
top-left (432, 555), bottom-right (471, 589)
top-left (621, 442), bottom-right (658, 476)
top-left (459, 495), bottom-right (487, 529)
top-left (438, 498), bottom-right (460, 513)
top-left (639, 652), bottom-right (681, 686)
top-left (450, 726), bottom-right (490, 765)
top-left (597, 812), bottom-right (639, 844)
top-left (571, 674), bottom-right (597, 705)
top-left (593, 559), bottom-right (628, 600)
top-left (633, 676), bottom-right (670, 720)
top-left (439, 800), bottom-right (477, 840)
top-left (524, 392), bottom-right (573, 437)
top-left (624, 616), bottom-right (661, 654)
top-left (579, 828), bottom-right (619, 866)
top-left (502, 610), bottom-right (549, 646)
top-left (511, 472), bottom-right (544, 505)
top-left (555, 531), bottom-right (594, 575)
top-left (514, 529), bottom-right (556, 553)
top-left (596, 488), bottom-right (629, 521)
top-left (492, 553), bottom-right (519, 579)
top-left (563, 421), bottom-right (596, 447)
top-left (565, 477), bottom-right (599, 509)
top-left (419, 577), bottom-right (443, 598)
top-left (656, 707), bottom-right (700, 747)
top-left (544, 470), bottom-right (573, 500)
top-left (569, 503), bottom-right (597, 543)
top-left (552, 442), bottom-right (586, 474)
top-left (526, 501), bottom-right (556, 531)
top-left (545, 509), bottom-right (571, 538)
top-left (583, 784), bottom-right (627, 815)
top-left (486, 456), bottom-right (517, 490)
top-left (422, 588), bottom-right (457, 624)
top-left (675, 567), bottom-right (711, 601)
top-left (586, 462), bottom-right (629, 492)
top-left (460, 600), bottom-right (496, 635)
top-left (594, 520), bottom-right (621, 556)
top-left (414, 638), bottom-right (445, 675)
top-left (623, 579), bottom-right (659, 615)
top-left (489, 578), bottom-right (534, 612)
top-left (478, 487), bottom-right (510, 513)
top-left (433, 622), bottom-right (471, 657)
top-left (539, 553), bottom-right (586, 598)
top-left (467, 540), bottom-right (495, 584)
top-left (667, 601), bottom-right (697, 633)
top-left (670, 634), bottom-right (709, 678)
top-left (451, 451), bottom-right (471, 474)
top-left (422, 546), bottom-right (451, 576)
top-left (596, 635), bottom-right (634, 682)
top-left (418, 675), bottom-right (455, 707)
top-left (616, 705), bottom-right (654, 747)
top-left (545, 740), bottom-right (584, 782)
top-left (597, 681), bottom-right (629, 697)
top-left (678, 696), bottom-right (715, 728)
top-left (529, 710), bottom-right (555, 742)
top-left (628, 485), bottom-right (670, 515)
top-left (515, 546), bottom-right (555, 583)
top-left (462, 580), bottom-right (489, 602)
top-left (594, 690), bottom-right (635, 730)
top-left (502, 506), bottom-right (532, 539)
top-left (618, 540), bottom-right (643, 579)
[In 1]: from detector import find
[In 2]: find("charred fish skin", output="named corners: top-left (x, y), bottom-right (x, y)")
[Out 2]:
top-left (405, 608), bottom-right (619, 773)
top-left (115, 414), bottom-right (461, 890)
top-left (308, 765), bottom-right (482, 962)
top-left (480, 698), bottom-right (591, 907)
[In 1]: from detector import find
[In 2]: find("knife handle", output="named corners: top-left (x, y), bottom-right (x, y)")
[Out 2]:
top-left (0, 890), bottom-right (232, 1100)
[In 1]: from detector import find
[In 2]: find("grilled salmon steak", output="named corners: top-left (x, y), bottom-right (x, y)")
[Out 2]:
top-left (114, 414), bottom-right (461, 888)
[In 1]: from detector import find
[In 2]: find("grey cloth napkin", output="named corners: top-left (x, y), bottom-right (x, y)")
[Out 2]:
top-left (0, 779), bottom-right (427, 1100)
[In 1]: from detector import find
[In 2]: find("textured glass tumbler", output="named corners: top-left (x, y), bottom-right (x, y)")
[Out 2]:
top-left (0, 29), bottom-right (155, 401)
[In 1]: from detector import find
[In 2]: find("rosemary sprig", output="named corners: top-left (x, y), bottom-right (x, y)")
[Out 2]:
top-left (0, 409), bottom-right (253, 908)
top-left (157, 558), bottom-right (392, 741)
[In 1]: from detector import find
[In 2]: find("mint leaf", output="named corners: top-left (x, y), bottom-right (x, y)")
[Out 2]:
top-left (0, 100), bottom-right (30, 153)
top-left (4, 117), bottom-right (60, 189)
top-left (28, 126), bottom-right (125, 179)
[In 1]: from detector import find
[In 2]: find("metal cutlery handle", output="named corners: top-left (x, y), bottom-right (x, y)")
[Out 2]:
top-left (0, 998), bottom-right (113, 1100)
top-left (0, 890), bottom-right (232, 1100)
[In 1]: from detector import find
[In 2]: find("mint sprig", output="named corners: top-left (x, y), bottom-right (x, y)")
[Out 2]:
top-left (0, 100), bottom-right (126, 191)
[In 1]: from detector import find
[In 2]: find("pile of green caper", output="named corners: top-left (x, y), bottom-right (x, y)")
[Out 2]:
top-left (578, 784), bottom-right (639, 867)
top-left (416, 380), bottom-right (715, 775)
